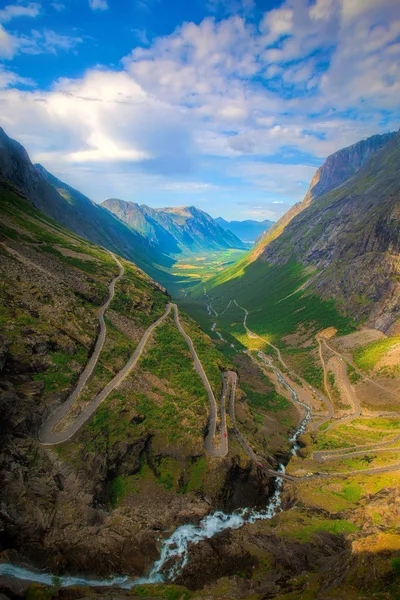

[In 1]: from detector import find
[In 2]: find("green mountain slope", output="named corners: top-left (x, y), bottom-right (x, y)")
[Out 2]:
top-left (102, 198), bottom-right (246, 253)
top-left (202, 130), bottom-right (400, 338)
top-left (0, 127), bottom-right (174, 283)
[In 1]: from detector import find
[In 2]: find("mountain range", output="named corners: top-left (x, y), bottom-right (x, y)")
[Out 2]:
top-left (216, 217), bottom-right (274, 243)
top-left (0, 127), bottom-right (245, 289)
top-left (102, 198), bottom-right (245, 254)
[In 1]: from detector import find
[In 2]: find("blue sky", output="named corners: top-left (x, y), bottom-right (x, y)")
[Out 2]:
top-left (0, 0), bottom-right (399, 221)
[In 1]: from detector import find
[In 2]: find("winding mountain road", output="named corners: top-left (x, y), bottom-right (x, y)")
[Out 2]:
top-left (317, 336), bottom-right (362, 431)
top-left (219, 297), bottom-right (334, 428)
top-left (39, 286), bottom-right (229, 456)
top-left (173, 303), bottom-right (228, 457)
top-left (38, 252), bottom-right (125, 443)
top-left (204, 293), bottom-right (400, 481)
top-left (39, 303), bottom-right (173, 445)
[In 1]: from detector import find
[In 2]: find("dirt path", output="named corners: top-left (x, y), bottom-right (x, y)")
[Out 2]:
top-left (39, 252), bottom-right (126, 443)
top-left (39, 303), bottom-right (172, 444)
top-left (324, 339), bottom-right (400, 400)
top-left (323, 352), bottom-right (361, 431)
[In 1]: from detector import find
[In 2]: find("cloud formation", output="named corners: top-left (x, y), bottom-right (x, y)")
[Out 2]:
top-left (0, 0), bottom-right (398, 219)
top-left (0, 2), bottom-right (40, 23)
top-left (89, 0), bottom-right (108, 11)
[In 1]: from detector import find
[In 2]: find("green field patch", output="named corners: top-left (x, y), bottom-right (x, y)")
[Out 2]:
top-left (275, 510), bottom-right (359, 543)
top-left (347, 363), bottom-right (362, 384)
top-left (202, 260), bottom-right (354, 345)
top-left (322, 450), bottom-right (400, 473)
top-left (352, 418), bottom-right (400, 430)
top-left (314, 423), bottom-right (394, 451)
top-left (110, 261), bottom-right (167, 328)
top-left (243, 384), bottom-right (291, 413)
top-left (353, 336), bottom-right (400, 372)
top-left (33, 347), bottom-right (88, 396)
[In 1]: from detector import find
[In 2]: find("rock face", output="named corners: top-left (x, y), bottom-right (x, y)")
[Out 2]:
top-left (256, 131), bottom-right (397, 245)
top-left (102, 199), bottom-right (246, 254)
top-left (261, 131), bottom-right (400, 332)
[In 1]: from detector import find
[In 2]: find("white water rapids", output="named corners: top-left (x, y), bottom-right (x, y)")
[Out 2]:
top-left (0, 299), bottom-right (312, 590)
top-left (0, 385), bottom-right (306, 590)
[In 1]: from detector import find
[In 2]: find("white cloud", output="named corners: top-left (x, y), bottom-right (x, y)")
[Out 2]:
top-left (0, 25), bottom-right (15, 58)
top-left (51, 2), bottom-right (66, 11)
top-left (259, 7), bottom-right (293, 42)
top-left (0, 0), bottom-right (398, 210)
top-left (231, 161), bottom-right (317, 196)
top-left (0, 70), bottom-right (195, 175)
top-left (0, 27), bottom-right (83, 59)
top-left (132, 28), bottom-right (149, 46)
top-left (0, 2), bottom-right (40, 23)
top-left (309, 0), bottom-right (337, 22)
top-left (0, 67), bottom-right (35, 89)
top-left (89, 0), bottom-right (108, 10)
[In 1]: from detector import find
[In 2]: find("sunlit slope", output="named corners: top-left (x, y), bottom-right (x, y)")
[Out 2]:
top-left (203, 260), bottom-right (353, 342)
top-left (202, 130), bottom-right (400, 339)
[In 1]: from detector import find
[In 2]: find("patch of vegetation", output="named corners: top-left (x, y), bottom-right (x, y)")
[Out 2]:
top-left (131, 583), bottom-right (192, 599)
top-left (206, 259), bottom-right (355, 343)
top-left (353, 336), bottom-right (400, 372)
top-left (283, 346), bottom-right (324, 388)
top-left (26, 584), bottom-right (57, 600)
top-left (109, 475), bottom-right (140, 508)
top-left (33, 347), bottom-right (88, 395)
top-left (347, 363), bottom-right (362, 384)
top-left (141, 317), bottom-right (209, 405)
top-left (110, 261), bottom-right (167, 328)
top-left (243, 385), bottom-right (291, 413)
top-left (333, 482), bottom-right (364, 503)
top-left (313, 422), bottom-right (394, 451)
top-left (286, 518), bottom-right (359, 543)
top-left (183, 456), bottom-right (207, 493)
top-left (352, 418), bottom-right (400, 430)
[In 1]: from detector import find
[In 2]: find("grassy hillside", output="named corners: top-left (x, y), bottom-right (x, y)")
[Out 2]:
top-left (188, 260), bottom-right (354, 344)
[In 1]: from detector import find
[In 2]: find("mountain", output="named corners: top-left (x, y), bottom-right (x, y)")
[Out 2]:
top-left (102, 199), bottom-right (246, 253)
top-left (256, 131), bottom-right (396, 246)
top-left (0, 127), bottom-right (173, 283)
top-left (206, 130), bottom-right (400, 335)
top-left (216, 217), bottom-right (274, 243)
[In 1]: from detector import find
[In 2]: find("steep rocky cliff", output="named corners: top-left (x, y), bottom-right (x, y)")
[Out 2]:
top-left (261, 131), bottom-right (400, 332)
top-left (256, 131), bottom-right (396, 246)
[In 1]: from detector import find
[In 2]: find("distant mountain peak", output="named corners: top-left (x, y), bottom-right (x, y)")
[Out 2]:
top-left (102, 198), bottom-right (246, 254)
top-left (216, 217), bottom-right (274, 243)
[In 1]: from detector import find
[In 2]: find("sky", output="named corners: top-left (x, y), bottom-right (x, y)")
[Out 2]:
top-left (0, 0), bottom-right (399, 221)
